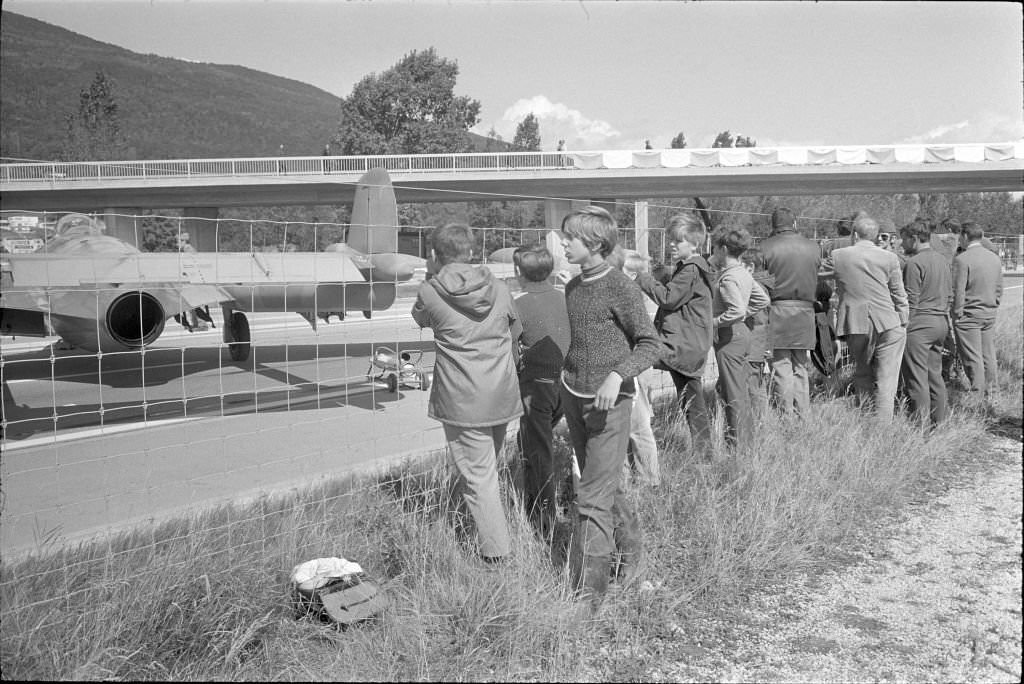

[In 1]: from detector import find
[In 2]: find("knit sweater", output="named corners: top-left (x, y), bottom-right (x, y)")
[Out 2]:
top-left (903, 246), bottom-right (952, 317)
top-left (561, 263), bottom-right (664, 397)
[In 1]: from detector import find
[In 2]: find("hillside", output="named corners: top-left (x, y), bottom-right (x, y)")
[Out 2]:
top-left (0, 11), bottom-right (346, 160)
top-left (0, 11), bottom-right (498, 162)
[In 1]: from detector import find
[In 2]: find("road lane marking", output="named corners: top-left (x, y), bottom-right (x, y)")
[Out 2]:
top-left (5, 360), bottom-right (208, 383)
top-left (3, 417), bottom-right (203, 452)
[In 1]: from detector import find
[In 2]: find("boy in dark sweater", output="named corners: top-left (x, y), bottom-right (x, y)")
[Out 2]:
top-left (559, 206), bottom-right (665, 613)
top-left (512, 244), bottom-right (571, 537)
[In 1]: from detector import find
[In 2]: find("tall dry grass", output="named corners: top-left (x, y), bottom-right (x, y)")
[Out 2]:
top-left (1, 302), bottom-right (1019, 681)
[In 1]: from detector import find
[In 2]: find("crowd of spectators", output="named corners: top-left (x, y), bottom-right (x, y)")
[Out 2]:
top-left (411, 205), bottom-right (1004, 617)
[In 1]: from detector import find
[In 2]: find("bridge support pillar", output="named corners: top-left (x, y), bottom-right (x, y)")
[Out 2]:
top-left (185, 207), bottom-right (219, 252)
top-left (102, 208), bottom-right (140, 247)
top-left (544, 198), bottom-right (589, 233)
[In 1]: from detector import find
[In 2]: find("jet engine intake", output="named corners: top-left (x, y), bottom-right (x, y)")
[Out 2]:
top-left (105, 290), bottom-right (166, 348)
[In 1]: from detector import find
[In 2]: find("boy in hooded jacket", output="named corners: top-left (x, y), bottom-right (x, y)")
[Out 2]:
top-left (635, 212), bottom-right (715, 459)
top-left (412, 224), bottom-right (523, 562)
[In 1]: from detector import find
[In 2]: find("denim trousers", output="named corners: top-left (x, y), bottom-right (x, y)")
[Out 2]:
top-left (714, 323), bottom-right (753, 448)
top-left (561, 388), bottom-right (635, 558)
top-left (517, 378), bottom-right (564, 526)
top-left (667, 368), bottom-right (713, 457)
top-left (626, 374), bottom-right (660, 486)
top-left (443, 423), bottom-right (512, 558)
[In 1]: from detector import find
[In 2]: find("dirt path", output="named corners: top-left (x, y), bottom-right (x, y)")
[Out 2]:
top-left (666, 437), bottom-right (1023, 683)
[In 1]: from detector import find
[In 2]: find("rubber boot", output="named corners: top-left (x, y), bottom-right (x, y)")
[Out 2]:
top-left (611, 498), bottom-right (645, 587)
top-left (568, 530), bottom-right (609, 617)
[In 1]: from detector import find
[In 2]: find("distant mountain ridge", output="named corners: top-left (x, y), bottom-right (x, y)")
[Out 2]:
top-left (0, 11), bottom-right (496, 162)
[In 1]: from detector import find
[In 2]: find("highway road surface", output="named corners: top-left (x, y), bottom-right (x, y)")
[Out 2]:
top-left (2, 282), bottom-right (1019, 558)
top-left (1, 297), bottom-right (455, 557)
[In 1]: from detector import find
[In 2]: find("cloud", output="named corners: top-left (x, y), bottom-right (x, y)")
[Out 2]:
top-left (901, 113), bottom-right (1024, 144)
top-left (476, 95), bottom-right (623, 150)
top-left (902, 120), bottom-right (970, 144)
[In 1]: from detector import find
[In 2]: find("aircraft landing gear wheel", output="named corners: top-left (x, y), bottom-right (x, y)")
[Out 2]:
top-left (386, 373), bottom-right (398, 393)
top-left (362, 310), bottom-right (372, 319)
top-left (419, 370), bottom-right (431, 391)
top-left (228, 311), bottom-right (251, 362)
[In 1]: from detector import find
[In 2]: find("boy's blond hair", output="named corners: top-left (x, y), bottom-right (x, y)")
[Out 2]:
top-left (665, 212), bottom-right (706, 248)
top-left (561, 206), bottom-right (618, 258)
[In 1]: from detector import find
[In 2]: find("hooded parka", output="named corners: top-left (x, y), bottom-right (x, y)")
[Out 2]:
top-left (412, 263), bottom-right (523, 427)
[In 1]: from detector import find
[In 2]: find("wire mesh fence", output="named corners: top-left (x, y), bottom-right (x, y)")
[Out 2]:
top-left (0, 203), bottom-right (1017, 644)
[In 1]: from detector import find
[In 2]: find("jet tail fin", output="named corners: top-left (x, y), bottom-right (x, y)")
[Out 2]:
top-left (348, 168), bottom-right (399, 255)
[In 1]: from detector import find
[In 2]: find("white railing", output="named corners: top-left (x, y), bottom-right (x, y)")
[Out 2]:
top-left (0, 151), bottom-right (577, 183)
top-left (2, 143), bottom-right (1022, 184)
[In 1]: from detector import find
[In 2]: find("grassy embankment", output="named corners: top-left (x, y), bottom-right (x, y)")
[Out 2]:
top-left (1, 297), bottom-right (1020, 681)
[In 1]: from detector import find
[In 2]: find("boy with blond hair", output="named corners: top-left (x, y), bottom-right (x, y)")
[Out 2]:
top-left (559, 206), bottom-right (664, 613)
top-left (635, 212), bottom-right (715, 459)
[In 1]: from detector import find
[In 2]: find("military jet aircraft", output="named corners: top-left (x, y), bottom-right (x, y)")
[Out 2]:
top-left (0, 168), bottom-right (424, 362)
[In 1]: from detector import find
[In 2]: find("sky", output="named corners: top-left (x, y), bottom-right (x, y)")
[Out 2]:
top-left (5, 0), bottom-right (1023, 152)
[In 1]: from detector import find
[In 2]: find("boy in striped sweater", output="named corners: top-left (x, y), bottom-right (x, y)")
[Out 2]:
top-left (559, 206), bottom-right (665, 613)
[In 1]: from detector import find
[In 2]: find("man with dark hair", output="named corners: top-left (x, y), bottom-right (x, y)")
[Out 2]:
top-left (931, 217), bottom-right (961, 267)
top-left (820, 212), bottom-right (857, 260)
top-left (759, 207), bottom-right (820, 415)
top-left (899, 219), bottom-right (952, 425)
top-left (512, 243), bottom-right (570, 537)
top-left (955, 220), bottom-right (999, 256)
top-left (952, 221), bottom-right (1003, 403)
top-left (820, 214), bottom-right (908, 420)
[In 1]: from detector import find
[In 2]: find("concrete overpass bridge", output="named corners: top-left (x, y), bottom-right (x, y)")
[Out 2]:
top-left (3, 143), bottom-right (1022, 251)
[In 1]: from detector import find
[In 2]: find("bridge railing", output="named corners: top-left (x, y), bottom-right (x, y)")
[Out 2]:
top-left (4, 143), bottom-right (1022, 184)
top-left (0, 151), bottom-right (579, 183)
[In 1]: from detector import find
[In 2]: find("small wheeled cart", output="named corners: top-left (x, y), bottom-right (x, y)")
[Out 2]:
top-left (367, 346), bottom-right (432, 393)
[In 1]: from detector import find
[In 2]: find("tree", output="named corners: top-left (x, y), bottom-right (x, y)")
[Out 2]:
top-left (61, 71), bottom-right (132, 161)
top-left (332, 48), bottom-right (481, 155)
top-left (484, 126), bottom-right (504, 153)
top-left (711, 130), bottom-right (757, 148)
top-left (711, 130), bottom-right (734, 148)
top-left (512, 113), bottom-right (541, 152)
top-left (670, 131), bottom-right (687, 149)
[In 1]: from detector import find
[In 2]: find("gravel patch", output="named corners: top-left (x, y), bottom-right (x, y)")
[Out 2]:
top-left (664, 436), bottom-right (1023, 683)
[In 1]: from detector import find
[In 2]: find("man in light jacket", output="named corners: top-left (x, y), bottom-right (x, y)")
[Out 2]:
top-left (412, 224), bottom-right (523, 563)
top-left (819, 214), bottom-right (909, 420)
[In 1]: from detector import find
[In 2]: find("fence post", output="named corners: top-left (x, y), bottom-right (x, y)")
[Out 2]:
top-left (635, 201), bottom-right (649, 260)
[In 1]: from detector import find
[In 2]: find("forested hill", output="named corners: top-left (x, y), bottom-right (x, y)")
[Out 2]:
top-left (1, 11), bottom-right (340, 161)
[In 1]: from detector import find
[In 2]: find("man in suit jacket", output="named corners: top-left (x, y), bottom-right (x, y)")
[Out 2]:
top-left (819, 215), bottom-right (909, 420)
top-left (760, 207), bottom-right (820, 415)
top-left (952, 221), bottom-right (1003, 402)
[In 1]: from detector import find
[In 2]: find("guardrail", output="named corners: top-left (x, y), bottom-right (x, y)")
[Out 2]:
top-left (0, 152), bottom-right (577, 183)
top-left (4, 142), bottom-right (1022, 184)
